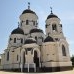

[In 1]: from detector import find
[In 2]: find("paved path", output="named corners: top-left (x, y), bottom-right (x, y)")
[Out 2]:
top-left (0, 69), bottom-right (74, 74)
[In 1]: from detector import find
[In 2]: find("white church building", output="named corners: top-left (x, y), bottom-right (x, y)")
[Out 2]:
top-left (0, 3), bottom-right (72, 72)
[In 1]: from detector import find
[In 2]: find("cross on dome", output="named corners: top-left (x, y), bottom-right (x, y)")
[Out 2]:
top-left (28, 2), bottom-right (30, 9)
top-left (50, 7), bottom-right (53, 14)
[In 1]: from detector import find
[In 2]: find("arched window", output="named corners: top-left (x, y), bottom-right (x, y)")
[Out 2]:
top-left (62, 45), bottom-right (66, 56)
top-left (14, 38), bottom-right (16, 43)
top-left (26, 20), bottom-right (29, 25)
top-left (52, 24), bottom-right (57, 31)
top-left (7, 52), bottom-right (9, 61)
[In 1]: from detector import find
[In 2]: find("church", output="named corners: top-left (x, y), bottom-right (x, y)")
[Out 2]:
top-left (0, 3), bottom-right (72, 72)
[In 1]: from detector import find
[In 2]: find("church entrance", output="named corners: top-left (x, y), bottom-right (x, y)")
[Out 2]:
top-left (34, 51), bottom-right (39, 68)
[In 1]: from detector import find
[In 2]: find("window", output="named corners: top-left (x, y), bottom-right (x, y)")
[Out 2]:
top-left (17, 55), bottom-right (19, 61)
top-left (21, 38), bottom-right (23, 43)
top-left (7, 52), bottom-right (9, 61)
top-left (62, 45), bottom-right (66, 56)
top-left (42, 37), bottom-right (44, 42)
top-left (26, 20), bottom-right (29, 25)
top-left (35, 36), bottom-right (37, 41)
top-left (33, 21), bottom-right (35, 25)
top-left (23, 52), bottom-right (25, 63)
top-left (52, 24), bottom-right (57, 31)
top-left (14, 38), bottom-right (16, 43)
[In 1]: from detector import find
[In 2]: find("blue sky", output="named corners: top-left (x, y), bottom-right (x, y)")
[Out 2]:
top-left (0, 0), bottom-right (74, 56)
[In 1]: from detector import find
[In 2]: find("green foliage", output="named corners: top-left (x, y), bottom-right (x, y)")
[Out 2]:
top-left (71, 55), bottom-right (74, 67)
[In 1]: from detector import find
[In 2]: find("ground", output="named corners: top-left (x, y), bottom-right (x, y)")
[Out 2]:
top-left (0, 69), bottom-right (74, 74)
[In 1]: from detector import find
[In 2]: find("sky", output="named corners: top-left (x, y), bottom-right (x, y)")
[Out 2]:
top-left (0, 0), bottom-right (74, 56)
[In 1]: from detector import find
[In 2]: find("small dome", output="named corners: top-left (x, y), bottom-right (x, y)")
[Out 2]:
top-left (30, 28), bottom-right (43, 33)
top-left (11, 27), bottom-right (24, 35)
top-left (25, 38), bottom-right (36, 44)
top-left (22, 9), bottom-right (36, 15)
top-left (47, 13), bottom-right (58, 19)
top-left (44, 36), bottom-right (54, 42)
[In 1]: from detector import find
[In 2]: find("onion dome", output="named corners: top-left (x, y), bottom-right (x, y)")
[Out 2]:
top-left (47, 13), bottom-right (58, 19)
top-left (22, 2), bottom-right (36, 15)
top-left (11, 27), bottom-right (24, 35)
top-left (30, 28), bottom-right (43, 33)
top-left (44, 36), bottom-right (54, 42)
top-left (47, 7), bottom-right (58, 19)
top-left (25, 38), bottom-right (36, 44)
top-left (22, 9), bottom-right (36, 15)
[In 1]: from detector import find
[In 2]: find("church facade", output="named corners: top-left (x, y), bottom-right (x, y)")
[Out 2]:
top-left (0, 4), bottom-right (72, 72)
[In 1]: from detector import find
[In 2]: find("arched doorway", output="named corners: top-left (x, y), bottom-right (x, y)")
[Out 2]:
top-left (33, 51), bottom-right (39, 68)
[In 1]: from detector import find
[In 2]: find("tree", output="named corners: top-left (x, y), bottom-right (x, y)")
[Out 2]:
top-left (71, 55), bottom-right (74, 67)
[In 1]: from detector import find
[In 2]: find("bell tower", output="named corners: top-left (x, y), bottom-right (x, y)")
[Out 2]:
top-left (45, 7), bottom-right (64, 40)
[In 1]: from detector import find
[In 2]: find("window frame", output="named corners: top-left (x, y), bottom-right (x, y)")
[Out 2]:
top-left (17, 55), bottom-right (19, 61)
top-left (21, 38), bottom-right (23, 43)
top-left (62, 45), bottom-right (66, 56)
